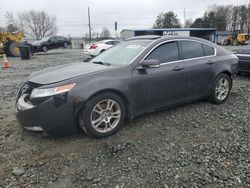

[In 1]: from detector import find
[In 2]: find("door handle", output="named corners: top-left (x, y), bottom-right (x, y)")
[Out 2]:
top-left (173, 66), bottom-right (184, 71)
top-left (207, 60), bottom-right (215, 65)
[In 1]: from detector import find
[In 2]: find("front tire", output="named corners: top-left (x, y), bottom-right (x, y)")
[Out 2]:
top-left (78, 92), bottom-right (126, 138)
top-left (209, 73), bottom-right (232, 104)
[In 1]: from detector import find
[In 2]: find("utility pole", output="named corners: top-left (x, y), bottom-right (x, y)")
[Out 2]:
top-left (183, 8), bottom-right (186, 28)
top-left (88, 7), bottom-right (92, 42)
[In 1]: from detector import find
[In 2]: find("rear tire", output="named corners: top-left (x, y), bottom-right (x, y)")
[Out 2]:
top-left (78, 92), bottom-right (126, 138)
top-left (209, 73), bottom-right (232, 104)
top-left (63, 42), bottom-right (68, 48)
top-left (6, 41), bottom-right (20, 57)
top-left (223, 39), bottom-right (229, 46)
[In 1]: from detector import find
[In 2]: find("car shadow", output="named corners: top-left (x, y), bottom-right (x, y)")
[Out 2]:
top-left (238, 72), bottom-right (250, 80)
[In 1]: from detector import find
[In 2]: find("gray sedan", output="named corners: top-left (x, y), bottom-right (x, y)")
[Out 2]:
top-left (16, 36), bottom-right (238, 138)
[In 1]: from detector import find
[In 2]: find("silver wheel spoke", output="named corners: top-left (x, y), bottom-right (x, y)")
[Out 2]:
top-left (215, 77), bottom-right (230, 101)
top-left (106, 99), bottom-right (114, 110)
top-left (91, 99), bottom-right (121, 133)
top-left (93, 117), bottom-right (103, 128)
top-left (106, 122), bottom-right (112, 129)
top-left (111, 111), bottom-right (121, 119)
top-left (95, 104), bottom-right (104, 114)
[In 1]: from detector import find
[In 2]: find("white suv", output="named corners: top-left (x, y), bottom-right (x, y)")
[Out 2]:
top-left (84, 39), bottom-right (120, 56)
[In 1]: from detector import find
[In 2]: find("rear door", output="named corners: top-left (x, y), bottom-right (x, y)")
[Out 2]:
top-left (178, 40), bottom-right (216, 100)
top-left (132, 41), bottom-right (187, 114)
top-left (54, 36), bottom-right (63, 48)
top-left (48, 37), bottom-right (57, 49)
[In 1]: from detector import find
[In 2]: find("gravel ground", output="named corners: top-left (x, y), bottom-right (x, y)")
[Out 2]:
top-left (0, 48), bottom-right (249, 188)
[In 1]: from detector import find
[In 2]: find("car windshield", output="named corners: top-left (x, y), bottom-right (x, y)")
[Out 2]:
top-left (90, 40), bottom-right (151, 65)
top-left (33, 37), bottom-right (50, 44)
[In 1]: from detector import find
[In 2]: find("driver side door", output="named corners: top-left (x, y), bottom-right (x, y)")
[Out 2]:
top-left (131, 41), bottom-right (187, 115)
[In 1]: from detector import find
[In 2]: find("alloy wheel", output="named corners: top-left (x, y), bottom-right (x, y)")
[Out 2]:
top-left (215, 77), bottom-right (230, 101)
top-left (90, 99), bottom-right (121, 133)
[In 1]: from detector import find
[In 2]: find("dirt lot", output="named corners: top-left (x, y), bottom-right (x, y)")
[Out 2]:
top-left (0, 48), bottom-right (250, 188)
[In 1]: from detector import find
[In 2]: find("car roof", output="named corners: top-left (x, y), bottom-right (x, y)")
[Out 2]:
top-left (126, 35), bottom-right (217, 47)
top-left (96, 39), bottom-right (119, 43)
top-left (126, 35), bottom-right (161, 41)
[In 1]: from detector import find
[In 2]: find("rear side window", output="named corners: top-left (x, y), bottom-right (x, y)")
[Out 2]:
top-left (179, 41), bottom-right (204, 59)
top-left (112, 41), bottom-right (120, 45)
top-left (105, 41), bottom-right (113, 45)
top-left (202, 44), bottom-right (215, 56)
top-left (146, 41), bottom-right (179, 63)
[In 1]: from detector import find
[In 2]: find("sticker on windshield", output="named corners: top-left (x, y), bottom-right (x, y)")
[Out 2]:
top-left (126, 45), bottom-right (141, 49)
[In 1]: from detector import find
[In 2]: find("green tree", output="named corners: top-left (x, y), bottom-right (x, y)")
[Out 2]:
top-left (190, 18), bottom-right (204, 28)
top-left (153, 11), bottom-right (181, 28)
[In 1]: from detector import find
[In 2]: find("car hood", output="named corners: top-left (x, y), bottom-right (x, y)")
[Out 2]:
top-left (29, 62), bottom-right (110, 85)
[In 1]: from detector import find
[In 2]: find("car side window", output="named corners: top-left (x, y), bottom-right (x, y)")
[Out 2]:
top-left (146, 41), bottom-right (179, 63)
top-left (179, 41), bottom-right (204, 59)
top-left (202, 44), bottom-right (215, 56)
top-left (112, 41), bottom-right (120, 45)
top-left (105, 41), bottom-right (113, 45)
top-left (50, 37), bottom-right (56, 41)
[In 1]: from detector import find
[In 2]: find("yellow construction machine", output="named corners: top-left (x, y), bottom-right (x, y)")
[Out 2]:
top-left (223, 31), bottom-right (249, 46)
top-left (0, 31), bottom-right (22, 56)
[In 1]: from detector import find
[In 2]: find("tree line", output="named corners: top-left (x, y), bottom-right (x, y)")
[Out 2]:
top-left (154, 4), bottom-right (250, 32)
top-left (1, 4), bottom-right (249, 40)
top-left (0, 10), bottom-right (111, 40)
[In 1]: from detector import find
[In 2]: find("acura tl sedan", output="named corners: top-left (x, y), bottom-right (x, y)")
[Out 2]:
top-left (16, 36), bottom-right (238, 138)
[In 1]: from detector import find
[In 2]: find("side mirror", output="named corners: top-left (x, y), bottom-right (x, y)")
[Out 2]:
top-left (141, 59), bottom-right (160, 68)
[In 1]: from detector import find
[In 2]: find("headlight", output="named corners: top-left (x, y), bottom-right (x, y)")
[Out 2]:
top-left (30, 83), bottom-right (76, 98)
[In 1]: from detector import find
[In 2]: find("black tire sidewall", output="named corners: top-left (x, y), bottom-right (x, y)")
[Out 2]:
top-left (7, 41), bottom-right (20, 57)
top-left (64, 42), bottom-right (68, 48)
top-left (210, 73), bottom-right (232, 104)
top-left (80, 92), bottom-right (126, 138)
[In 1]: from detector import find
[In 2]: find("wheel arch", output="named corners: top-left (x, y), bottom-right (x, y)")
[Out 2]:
top-left (218, 70), bottom-right (232, 80)
top-left (76, 88), bottom-right (133, 124)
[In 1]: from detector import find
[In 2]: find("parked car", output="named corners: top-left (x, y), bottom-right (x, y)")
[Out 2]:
top-left (84, 39), bottom-right (120, 56)
top-left (32, 36), bottom-right (71, 52)
top-left (235, 51), bottom-right (250, 73)
top-left (16, 36), bottom-right (238, 138)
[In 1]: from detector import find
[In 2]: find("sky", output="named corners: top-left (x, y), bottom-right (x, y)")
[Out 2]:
top-left (0, 0), bottom-right (249, 37)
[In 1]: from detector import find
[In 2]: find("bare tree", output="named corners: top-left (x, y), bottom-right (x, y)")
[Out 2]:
top-left (6, 10), bottom-right (57, 39)
top-left (184, 18), bottom-right (193, 28)
top-left (0, 26), bottom-right (5, 32)
top-left (100, 27), bottom-right (111, 38)
top-left (6, 24), bottom-right (19, 33)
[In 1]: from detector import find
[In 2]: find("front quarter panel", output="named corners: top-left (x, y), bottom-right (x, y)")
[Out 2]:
top-left (71, 65), bottom-right (134, 115)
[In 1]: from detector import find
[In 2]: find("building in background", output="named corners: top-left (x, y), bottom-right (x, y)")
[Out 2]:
top-left (120, 28), bottom-right (216, 42)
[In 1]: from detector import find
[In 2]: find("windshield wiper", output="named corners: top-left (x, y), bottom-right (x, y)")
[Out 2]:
top-left (92, 61), bottom-right (111, 66)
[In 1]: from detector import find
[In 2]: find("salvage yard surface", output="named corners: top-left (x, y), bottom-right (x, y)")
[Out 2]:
top-left (0, 48), bottom-right (250, 187)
